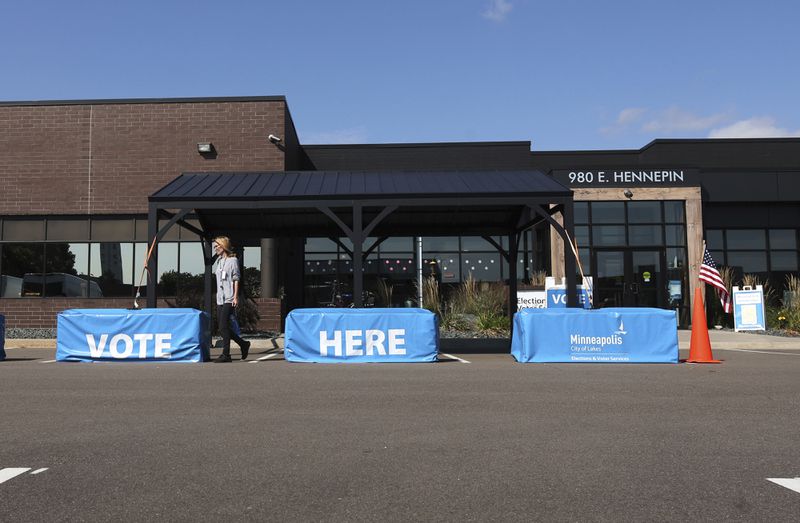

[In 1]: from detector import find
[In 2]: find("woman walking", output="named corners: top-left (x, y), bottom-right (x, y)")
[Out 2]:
top-left (212, 236), bottom-right (250, 362)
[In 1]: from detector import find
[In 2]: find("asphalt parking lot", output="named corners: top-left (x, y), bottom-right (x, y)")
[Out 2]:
top-left (1, 344), bottom-right (799, 521)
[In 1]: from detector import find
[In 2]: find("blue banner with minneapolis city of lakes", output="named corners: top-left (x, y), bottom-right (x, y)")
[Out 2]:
top-left (0, 314), bottom-right (5, 361)
top-left (56, 308), bottom-right (210, 362)
top-left (511, 308), bottom-right (678, 363)
top-left (285, 308), bottom-right (439, 363)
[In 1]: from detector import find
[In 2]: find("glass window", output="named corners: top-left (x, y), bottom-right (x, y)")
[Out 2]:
top-left (728, 251), bottom-right (767, 273)
top-left (2, 243), bottom-right (45, 297)
top-left (90, 243), bottom-right (134, 297)
top-left (575, 226), bottom-right (589, 248)
top-left (380, 237), bottom-right (413, 252)
top-left (592, 225), bottom-right (626, 246)
top-left (180, 243), bottom-right (205, 276)
top-left (726, 230), bottom-right (766, 250)
top-left (629, 225), bottom-right (662, 246)
top-left (771, 251), bottom-right (798, 271)
top-left (242, 246), bottom-right (262, 297)
top-left (769, 229), bottom-right (797, 250)
top-left (709, 250), bottom-right (725, 265)
top-left (3, 219), bottom-right (45, 241)
top-left (665, 225), bottom-right (686, 246)
top-left (591, 202), bottom-right (625, 223)
top-left (664, 201), bottom-right (685, 223)
top-left (92, 219), bottom-right (135, 241)
top-left (574, 202), bottom-right (589, 224)
top-left (706, 230), bottom-right (724, 250)
top-left (47, 219), bottom-right (89, 241)
top-left (305, 237), bottom-right (338, 252)
top-left (306, 253), bottom-right (339, 275)
top-left (155, 220), bottom-right (180, 241)
top-left (135, 218), bottom-right (149, 241)
top-left (666, 248), bottom-right (687, 269)
top-left (461, 253), bottom-right (501, 282)
top-left (427, 253), bottom-right (460, 283)
top-left (627, 202), bottom-right (661, 223)
top-left (179, 220), bottom-right (202, 242)
top-left (422, 236), bottom-right (458, 251)
top-left (461, 236), bottom-right (501, 252)
top-left (380, 253), bottom-right (414, 279)
top-left (155, 242), bottom-right (179, 295)
top-left (44, 243), bottom-right (94, 297)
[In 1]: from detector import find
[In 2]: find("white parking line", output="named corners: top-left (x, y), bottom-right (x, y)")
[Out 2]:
top-left (767, 477), bottom-right (800, 494)
top-left (716, 348), bottom-right (800, 356)
top-left (0, 468), bottom-right (31, 485)
top-left (31, 468), bottom-right (48, 475)
top-left (249, 353), bottom-right (280, 363)
top-left (40, 360), bottom-right (57, 364)
top-left (440, 353), bottom-right (471, 364)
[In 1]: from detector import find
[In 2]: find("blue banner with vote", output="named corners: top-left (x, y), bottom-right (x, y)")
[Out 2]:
top-left (546, 287), bottom-right (592, 309)
top-left (0, 314), bottom-right (5, 361)
top-left (57, 308), bottom-right (210, 363)
top-left (285, 308), bottom-right (438, 363)
top-left (511, 307), bottom-right (678, 363)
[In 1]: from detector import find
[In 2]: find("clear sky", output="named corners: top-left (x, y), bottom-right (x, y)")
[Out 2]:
top-left (2, 0), bottom-right (799, 150)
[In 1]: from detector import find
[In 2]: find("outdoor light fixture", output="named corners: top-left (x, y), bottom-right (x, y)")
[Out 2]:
top-left (197, 142), bottom-right (214, 154)
top-left (624, 189), bottom-right (634, 199)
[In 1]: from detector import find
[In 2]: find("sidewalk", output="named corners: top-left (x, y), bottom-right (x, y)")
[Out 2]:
top-left (4, 330), bottom-right (798, 351)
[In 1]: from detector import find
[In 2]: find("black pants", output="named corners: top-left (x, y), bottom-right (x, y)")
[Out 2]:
top-left (218, 303), bottom-right (246, 357)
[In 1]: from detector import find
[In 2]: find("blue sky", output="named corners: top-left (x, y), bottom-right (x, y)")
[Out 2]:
top-left (2, 0), bottom-right (799, 150)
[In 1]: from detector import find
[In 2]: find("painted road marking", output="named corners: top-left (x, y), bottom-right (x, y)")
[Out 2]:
top-left (716, 348), bottom-right (800, 356)
top-left (0, 468), bottom-right (31, 485)
top-left (40, 360), bottom-right (57, 364)
top-left (249, 353), bottom-right (280, 363)
top-left (31, 468), bottom-right (48, 475)
top-left (767, 477), bottom-right (800, 494)
top-left (440, 353), bottom-right (471, 364)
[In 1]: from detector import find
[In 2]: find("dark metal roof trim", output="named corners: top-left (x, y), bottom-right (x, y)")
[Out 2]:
top-left (0, 96), bottom-right (286, 107)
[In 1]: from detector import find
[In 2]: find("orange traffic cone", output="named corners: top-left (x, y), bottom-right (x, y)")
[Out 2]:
top-left (687, 287), bottom-right (721, 363)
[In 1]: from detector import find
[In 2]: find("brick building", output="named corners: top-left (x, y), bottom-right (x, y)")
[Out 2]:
top-left (1, 96), bottom-right (798, 330)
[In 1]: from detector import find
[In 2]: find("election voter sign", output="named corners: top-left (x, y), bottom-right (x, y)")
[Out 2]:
top-left (545, 276), bottom-right (593, 309)
top-left (517, 290), bottom-right (547, 309)
top-left (56, 308), bottom-right (210, 362)
top-left (285, 308), bottom-right (438, 363)
top-left (732, 285), bottom-right (766, 332)
top-left (511, 307), bottom-right (678, 363)
top-left (0, 314), bottom-right (5, 361)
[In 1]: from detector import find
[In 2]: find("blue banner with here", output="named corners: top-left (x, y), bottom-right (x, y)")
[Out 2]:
top-left (511, 307), bottom-right (678, 363)
top-left (285, 308), bottom-right (438, 363)
top-left (57, 308), bottom-right (210, 362)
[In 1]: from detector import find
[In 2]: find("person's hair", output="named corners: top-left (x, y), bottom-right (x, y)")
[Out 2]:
top-left (212, 236), bottom-right (237, 257)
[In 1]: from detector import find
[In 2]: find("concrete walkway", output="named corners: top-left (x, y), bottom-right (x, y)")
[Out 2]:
top-left (4, 330), bottom-right (799, 351)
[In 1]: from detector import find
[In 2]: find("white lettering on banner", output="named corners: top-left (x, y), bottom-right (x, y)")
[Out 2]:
top-left (87, 334), bottom-right (108, 358)
top-left (365, 330), bottom-right (386, 355)
top-left (318, 329), bottom-right (406, 357)
top-left (84, 333), bottom-right (173, 359)
top-left (388, 329), bottom-right (406, 355)
top-left (320, 330), bottom-right (342, 357)
top-left (110, 334), bottom-right (134, 358)
top-left (345, 330), bottom-right (363, 356)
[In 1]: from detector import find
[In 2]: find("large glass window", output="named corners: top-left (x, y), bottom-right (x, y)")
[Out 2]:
top-left (2, 243), bottom-right (45, 297)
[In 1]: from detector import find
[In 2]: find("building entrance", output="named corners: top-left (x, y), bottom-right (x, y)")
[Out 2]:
top-left (593, 248), bottom-right (665, 308)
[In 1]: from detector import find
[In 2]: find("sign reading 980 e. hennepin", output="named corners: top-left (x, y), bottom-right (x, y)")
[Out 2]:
top-left (552, 168), bottom-right (698, 188)
top-left (56, 309), bottom-right (210, 362)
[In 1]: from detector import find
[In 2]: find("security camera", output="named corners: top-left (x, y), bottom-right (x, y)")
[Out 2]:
top-left (268, 134), bottom-right (282, 144)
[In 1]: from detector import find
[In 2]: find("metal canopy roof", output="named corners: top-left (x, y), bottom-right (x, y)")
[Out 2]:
top-left (151, 170), bottom-right (572, 202)
top-left (146, 169), bottom-right (579, 309)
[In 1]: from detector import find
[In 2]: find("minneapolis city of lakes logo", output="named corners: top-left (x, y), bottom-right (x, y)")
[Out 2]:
top-left (568, 320), bottom-right (628, 362)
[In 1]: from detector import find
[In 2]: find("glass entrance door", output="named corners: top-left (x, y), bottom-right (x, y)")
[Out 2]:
top-left (593, 249), bottom-right (665, 308)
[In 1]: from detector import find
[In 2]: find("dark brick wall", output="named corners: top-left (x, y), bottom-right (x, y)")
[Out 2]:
top-left (0, 99), bottom-right (287, 215)
top-left (0, 297), bottom-right (282, 331)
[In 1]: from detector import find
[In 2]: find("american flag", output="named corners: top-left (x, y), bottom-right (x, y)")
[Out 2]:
top-left (699, 245), bottom-right (732, 313)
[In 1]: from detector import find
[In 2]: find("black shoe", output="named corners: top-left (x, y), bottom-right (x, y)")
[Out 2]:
top-left (241, 341), bottom-right (251, 361)
top-left (214, 354), bottom-right (232, 363)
